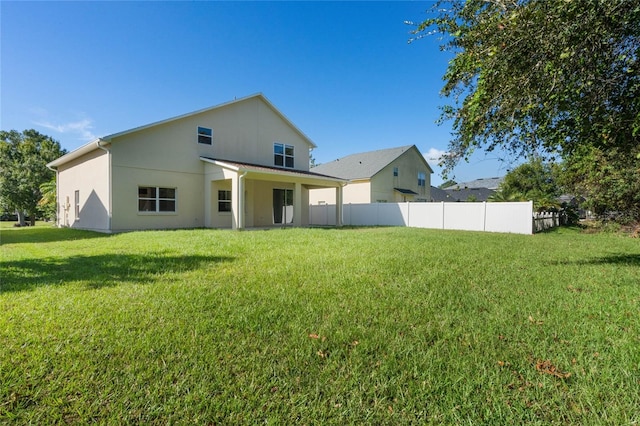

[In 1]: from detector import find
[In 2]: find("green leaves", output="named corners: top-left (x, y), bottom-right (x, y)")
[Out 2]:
top-left (0, 130), bottom-right (66, 224)
top-left (413, 0), bottom-right (640, 219)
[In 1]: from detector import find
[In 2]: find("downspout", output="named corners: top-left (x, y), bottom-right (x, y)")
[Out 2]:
top-left (238, 171), bottom-right (248, 229)
top-left (339, 181), bottom-right (347, 227)
top-left (45, 163), bottom-right (60, 227)
top-left (96, 139), bottom-right (112, 231)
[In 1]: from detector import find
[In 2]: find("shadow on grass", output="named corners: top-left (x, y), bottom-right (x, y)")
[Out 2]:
top-left (1, 253), bottom-right (235, 293)
top-left (552, 253), bottom-right (640, 267)
top-left (579, 253), bottom-right (640, 266)
top-left (0, 226), bottom-right (110, 245)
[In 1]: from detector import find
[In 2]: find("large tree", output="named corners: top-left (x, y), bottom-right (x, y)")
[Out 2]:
top-left (491, 157), bottom-right (561, 210)
top-left (411, 0), bottom-right (640, 219)
top-left (0, 130), bottom-right (66, 225)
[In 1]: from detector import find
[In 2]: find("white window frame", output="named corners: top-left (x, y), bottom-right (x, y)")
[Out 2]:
top-left (274, 142), bottom-right (294, 168)
top-left (138, 186), bottom-right (177, 214)
top-left (198, 126), bottom-right (213, 145)
top-left (418, 172), bottom-right (426, 187)
top-left (393, 167), bottom-right (399, 177)
top-left (218, 190), bottom-right (231, 213)
top-left (74, 190), bottom-right (80, 220)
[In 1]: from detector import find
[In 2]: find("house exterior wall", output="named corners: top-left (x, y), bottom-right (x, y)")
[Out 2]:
top-left (50, 95), bottom-right (332, 232)
top-left (245, 180), bottom-right (310, 227)
top-left (309, 181), bottom-right (370, 204)
top-left (308, 187), bottom-right (336, 205)
top-left (56, 148), bottom-right (110, 232)
top-left (308, 147), bottom-right (431, 205)
top-left (206, 178), bottom-right (310, 229)
top-left (210, 180), bottom-right (233, 229)
top-left (202, 96), bottom-right (311, 170)
top-left (343, 181), bottom-right (371, 204)
top-left (371, 149), bottom-right (431, 203)
top-left (110, 166), bottom-right (204, 231)
top-left (106, 96), bottom-right (313, 231)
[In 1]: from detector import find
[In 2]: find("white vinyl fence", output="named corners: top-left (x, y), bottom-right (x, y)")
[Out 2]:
top-left (310, 201), bottom-right (536, 235)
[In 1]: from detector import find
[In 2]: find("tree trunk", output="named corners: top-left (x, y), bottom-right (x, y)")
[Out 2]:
top-left (16, 211), bottom-right (26, 226)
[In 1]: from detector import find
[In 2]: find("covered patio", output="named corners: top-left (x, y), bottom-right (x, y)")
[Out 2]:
top-left (201, 158), bottom-right (346, 229)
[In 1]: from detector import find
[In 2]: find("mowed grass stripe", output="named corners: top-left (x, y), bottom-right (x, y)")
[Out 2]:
top-left (1, 225), bottom-right (639, 424)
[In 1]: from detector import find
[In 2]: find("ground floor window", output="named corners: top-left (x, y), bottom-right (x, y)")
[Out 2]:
top-left (218, 190), bottom-right (231, 212)
top-left (138, 187), bottom-right (176, 212)
top-left (74, 190), bottom-right (80, 220)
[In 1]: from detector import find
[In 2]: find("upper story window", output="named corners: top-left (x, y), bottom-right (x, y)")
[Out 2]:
top-left (418, 172), bottom-right (426, 187)
top-left (138, 187), bottom-right (176, 213)
top-left (274, 143), bottom-right (294, 168)
top-left (393, 167), bottom-right (399, 177)
top-left (198, 126), bottom-right (212, 145)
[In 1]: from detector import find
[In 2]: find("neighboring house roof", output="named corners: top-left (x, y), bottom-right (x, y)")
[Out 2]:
top-left (449, 176), bottom-right (504, 190)
top-left (200, 157), bottom-right (346, 183)
top-left (557, 194), bottom-right (586, 206)
top-left (48, 93), bottom-right (314, 169)
top-left (310, 145), bottom-right (433, 180)
top-left (444, 187), bottom-right (496, 202)
top-left (429, 186), bottom-right (458, 202)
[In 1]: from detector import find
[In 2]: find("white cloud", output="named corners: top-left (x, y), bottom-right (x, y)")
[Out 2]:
top-left (35, 118), bottom-right (97, 141)
top-left (424, 148), bottom-right (449, 162)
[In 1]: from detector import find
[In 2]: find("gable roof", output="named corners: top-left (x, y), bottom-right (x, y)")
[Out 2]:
top-left (449, 176), bottom-right (504, 190)
top-left (102, 93), bottom-right (315, 147)
top-left (48, 93), bottom-right (314, 169)
top-left (444, 187), bottom-right (496, 202)
top-left (310, 145), bottom-right (433, 180)
top-left (200, 157), bottom-right (346, 183)
top-left (429, 186), bottom-right (458, 202)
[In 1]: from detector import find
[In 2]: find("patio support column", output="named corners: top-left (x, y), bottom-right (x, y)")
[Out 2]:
top-left (293, 181), bottom-right (302, 227)
top-left (204, 177), bottom-right (212, 228)
top-left (238, 172), bottom-right (247, 229)
top-left (231, 172), bottom-right (245, 230)
top-left (335, 185), bottom-right (343, 226)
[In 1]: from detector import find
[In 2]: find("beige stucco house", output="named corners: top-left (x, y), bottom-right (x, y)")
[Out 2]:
top-left (47, 94), bottom-right (346, 232)
top-left (309, 145), bottom-right (433, 205)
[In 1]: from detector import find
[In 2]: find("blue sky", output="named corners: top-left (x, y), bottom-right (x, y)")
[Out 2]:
top-left (1, 1), bottom-right (518, 186)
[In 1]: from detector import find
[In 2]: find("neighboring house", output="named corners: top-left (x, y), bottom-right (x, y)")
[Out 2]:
top-left (445, 187), bottom-right (496, 202)
top-left (429, 186), bottom-right (457, 202)
top-left (47, 94), bottom-right (346, 232)
top-left (308, 145), bottom-right (433, 204)
top-left (444, 176), bottom-right (504, 202)
top-left (447, 177), bottom-right (504, 191)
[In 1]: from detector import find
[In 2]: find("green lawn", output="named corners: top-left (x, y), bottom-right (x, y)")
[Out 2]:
top-left (1, 224), bottom-right (639, 424)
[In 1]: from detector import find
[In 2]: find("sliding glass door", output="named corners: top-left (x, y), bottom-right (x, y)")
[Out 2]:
top-left (273, 188), bottom-right (294, 224)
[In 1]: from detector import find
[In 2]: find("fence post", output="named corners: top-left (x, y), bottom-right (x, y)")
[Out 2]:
top-left (483, 201), bottom-right (487, 232)
top-left (530, 201), bottom-right (535, 234)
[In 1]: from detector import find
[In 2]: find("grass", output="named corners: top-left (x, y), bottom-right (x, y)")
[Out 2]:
top-left (1, 223), bottom-right (639, 424)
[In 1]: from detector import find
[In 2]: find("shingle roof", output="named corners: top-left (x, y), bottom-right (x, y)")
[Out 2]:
top-left (200, 157), bottom-right (346, 182)
top-left (444, 187), bottom-right (496, 202)
top-left (310, 145), bottom-right (417, 180)
top-left (449, 177), bottom-right (504, 190)
top-left (429, 186), bottom-right (458, 202)
top-left (47, 93), bottom-right (316, 169)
